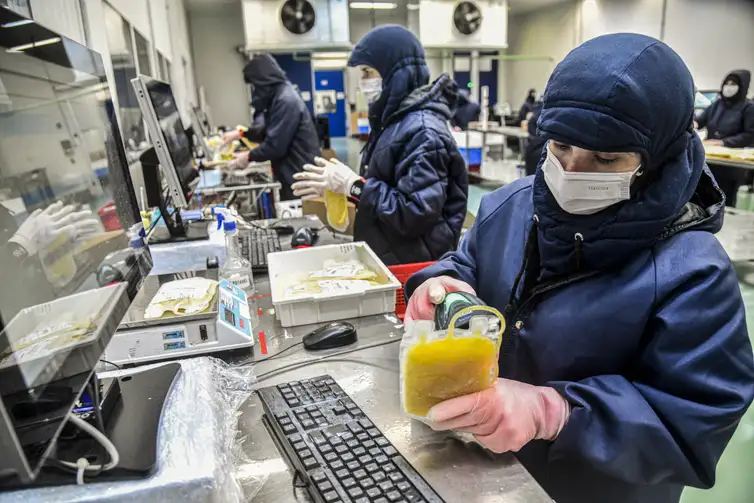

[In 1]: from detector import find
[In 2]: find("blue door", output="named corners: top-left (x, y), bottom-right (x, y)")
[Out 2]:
top-left (314, 70), bottom-right (346, 138)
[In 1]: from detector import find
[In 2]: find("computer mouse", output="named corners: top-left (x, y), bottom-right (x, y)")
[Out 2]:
top-left (291, 226), bottom-right (318, 248)
top-left (303, 322), bottom-right (357, 350)
top-left (434, 291), bottom-right (489, 330)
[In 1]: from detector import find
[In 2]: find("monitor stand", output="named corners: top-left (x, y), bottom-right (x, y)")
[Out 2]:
top-left (147, 199), bottom-right (210, 246)
top-left (140, 146), bottom-right (210, 246)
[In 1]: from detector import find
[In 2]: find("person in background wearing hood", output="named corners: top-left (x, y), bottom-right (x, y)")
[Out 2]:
top-left (405, 34), bottom-right (754, 503)
top-left (518, 88), bottom-right (536, 123)
top-left (696, 69), bottom-right (754, 207)
top-left (291, 26), bottom-right (468, 265)
top-left (222, 54), bottom-right (320, 200)
top-left (523, 97), bottom-right (545, 176)
top-left (451, 89), bottom-right (481, 130)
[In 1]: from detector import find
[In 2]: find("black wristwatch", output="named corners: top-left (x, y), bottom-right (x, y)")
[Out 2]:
top-left (349, 178), bottom-right (365, 203)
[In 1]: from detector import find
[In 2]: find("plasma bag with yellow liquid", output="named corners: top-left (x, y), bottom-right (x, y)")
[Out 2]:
top-left (400, 306), bottom-right (505, 420)
top-left (324, 189), bottom-right (350, 232)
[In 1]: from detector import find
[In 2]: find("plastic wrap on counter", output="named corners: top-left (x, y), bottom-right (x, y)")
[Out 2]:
top-left (400, 306), bottom-right (505, 421)
top-left (0, 357), bottom-right (265, 503)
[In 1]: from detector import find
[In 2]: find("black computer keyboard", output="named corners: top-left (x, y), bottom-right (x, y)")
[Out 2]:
top-left (239, 228), bottom-right (281, 273)
top-left (258, 375), bottom-right (444, 503)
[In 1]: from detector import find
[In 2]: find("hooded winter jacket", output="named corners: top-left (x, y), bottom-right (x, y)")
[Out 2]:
top-left (407, 34), bottom-right (754, 503)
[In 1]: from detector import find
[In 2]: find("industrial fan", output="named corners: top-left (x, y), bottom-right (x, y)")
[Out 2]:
top-left (280, 0), bottom-right (317, 35)
top-left (453, 1), bottom-right (483, 35)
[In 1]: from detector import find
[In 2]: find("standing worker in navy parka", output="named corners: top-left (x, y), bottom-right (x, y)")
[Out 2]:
top-left (405, 34), bottom-right (754, 503)
top-left (291, 26), bottom-right (468, 265)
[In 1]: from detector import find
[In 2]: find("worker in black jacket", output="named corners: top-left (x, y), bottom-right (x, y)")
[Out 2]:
top-left (223, 54), bottom-right (320, 200)
top-left (697, 69), bottom-right (754, 206)
top-left (524, 100), bottom-right (545, 176)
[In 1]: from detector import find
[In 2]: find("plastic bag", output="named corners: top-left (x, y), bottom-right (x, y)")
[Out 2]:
top-left (324, 189), bottom-right (349, 232)
top-left (144, 277), bottom-right (218, 319)
top-left (400, 305), bottom-right (505, 419)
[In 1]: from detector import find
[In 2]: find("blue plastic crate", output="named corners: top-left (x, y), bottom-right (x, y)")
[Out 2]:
top-left (459, 147), bottom-right (482, 166)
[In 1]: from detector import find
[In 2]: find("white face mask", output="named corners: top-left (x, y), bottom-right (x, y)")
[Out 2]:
top-left (722, 84), bottom-right (739, 98)
top-left (543, 146), bottom-right (642, 215)
top-left (360, 77), bottom-right (382, 104)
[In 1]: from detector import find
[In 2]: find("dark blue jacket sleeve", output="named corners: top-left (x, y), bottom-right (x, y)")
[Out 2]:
top-left (722, 101), bottom-right (754, 148)
top-left (405, 213), bottom-right (479, 297)
top-left (548, 248), bottom-right (754, 488)
top-left (248, 95), bottom-right (299, 163)
top-left (359, 130), bottom-right (452, 238)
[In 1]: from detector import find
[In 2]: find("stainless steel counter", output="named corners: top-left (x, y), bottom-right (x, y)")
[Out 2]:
top-left (229, 218), bottom-right (551, 502)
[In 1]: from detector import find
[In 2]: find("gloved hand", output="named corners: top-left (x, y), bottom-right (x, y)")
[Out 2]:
top-left (427, 379), bottom-right (570, 453)
top-left (227, 151), bottom-right (250, 171)
top-left (404, 276), bottom-right (476, 322)
top-left (291, 157), bottom-right (360, 198)
top-left (9, 202), bottom-right (102, 256)
top-left (222, 129), bottom-right (242, 145)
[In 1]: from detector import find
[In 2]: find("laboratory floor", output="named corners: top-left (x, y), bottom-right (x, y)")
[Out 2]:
top-left (332, 136), bottom-right (754, 501)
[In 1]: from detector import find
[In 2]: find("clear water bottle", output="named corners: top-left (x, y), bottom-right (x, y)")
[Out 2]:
top-left (221, 218), bottom-right (254, 293)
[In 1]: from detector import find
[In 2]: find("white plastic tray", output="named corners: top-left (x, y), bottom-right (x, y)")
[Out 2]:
top-left (268, 242), bottom-right (400, 327)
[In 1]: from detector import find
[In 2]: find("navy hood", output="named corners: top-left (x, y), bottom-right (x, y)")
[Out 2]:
top-left (721, 69), bottom-right (751, 103)
top-left (348, 25), bottom-right (430, 130)
top-left (533, 33), bottom-right (721, 278)
top-left (243, 54), bottom-right (288, 110)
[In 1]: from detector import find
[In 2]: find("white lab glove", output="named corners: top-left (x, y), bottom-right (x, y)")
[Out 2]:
top-left (404, 276), bottom-right (477, 322)
top-left (227, 151), bottom-right (250, 171)
top-left (9, 202), bottom-right (101, 256)
top-left (291, 157), bottom-right (360, 198)
top-left (428, 379), bottom-right (570, 453)
top-left (222, 129), bottom-right (242, 146)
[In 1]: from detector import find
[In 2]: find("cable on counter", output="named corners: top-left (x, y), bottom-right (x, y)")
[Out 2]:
top-left (255, 337), bottom-right (401, 382)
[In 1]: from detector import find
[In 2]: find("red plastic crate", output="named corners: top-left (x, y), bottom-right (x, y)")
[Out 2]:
top-left (388, 261), bottom-right (436, 319)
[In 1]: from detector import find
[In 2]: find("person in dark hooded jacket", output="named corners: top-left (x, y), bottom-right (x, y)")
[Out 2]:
top-left (451, 89), bottom-right (481, 130)
top-left (291, 25), bottom-right (468, 265)
top-left (224, 54), bottom-right (320, 200)
top-left (405, 34), bottom-right (754, 503)
top-left (697, 69), bottom-right (754, 207)
top-left (518, 88), bottom-right (536, 122)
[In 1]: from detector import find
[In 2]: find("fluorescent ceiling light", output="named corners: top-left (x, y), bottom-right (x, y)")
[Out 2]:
top-left (350, 2), bottom-right (398, 9)
top-left (407, 4), bottom-right (420, 10)
top-left (7, 37), bottom-right (61, 53)
top-left (1, 19), bottom-right (34, 28)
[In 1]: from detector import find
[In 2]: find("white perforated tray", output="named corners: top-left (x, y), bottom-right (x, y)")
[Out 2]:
top-left (268, 242), bottom-right (400, 327)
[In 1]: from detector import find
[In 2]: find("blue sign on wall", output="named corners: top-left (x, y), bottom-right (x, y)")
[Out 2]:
top-left (273, 53), bottom-right (314, 115)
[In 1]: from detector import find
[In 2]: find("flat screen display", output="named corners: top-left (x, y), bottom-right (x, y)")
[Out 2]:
top-left (0, 6), bottom-right (151, 481)
top-left (143, 79), bottom-right (195, 195)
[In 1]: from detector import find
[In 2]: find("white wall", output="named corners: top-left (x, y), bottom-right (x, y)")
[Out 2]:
top-left (664, 0), bottom-right (754, 91)
top-left (30, 0), bottom-right (86, 44)
top-left (504, 1), bottom-right (579, 106)
top-left (149, 0), bottom-right (173, 59)
top-left (504, 0), bottom-right (754, 106)
top-left (579, 0), bottom-right (663, 41)
top-left (166, 0), bottom-right (197, 123)
top-left (107, 0), bottom-right (151, 40)
top-left (189, 3), bottom-right (250, 128)
top-left (349, 8), bottom-right (409, 43)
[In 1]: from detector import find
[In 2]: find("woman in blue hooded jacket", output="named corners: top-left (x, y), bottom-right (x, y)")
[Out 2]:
top-left (405, 34), bottom-right (754, 503)
top-left (291, 26), bottom-right (468, 265)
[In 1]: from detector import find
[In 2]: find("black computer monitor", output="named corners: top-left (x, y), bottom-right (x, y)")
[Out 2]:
top-left (190, 105), bottom-right (214, 160)
top-left (0, 6), bottom-right (151, 484)
top-left (131, 75), bottom-right (197, 208)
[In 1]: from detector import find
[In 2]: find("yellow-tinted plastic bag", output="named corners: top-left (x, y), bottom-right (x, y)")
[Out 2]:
top-left (401, 306), bottom-right (505, 419)
top-left (324, 189), bottom-right (350, 232)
